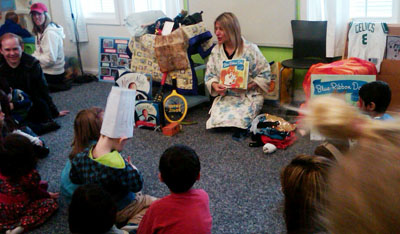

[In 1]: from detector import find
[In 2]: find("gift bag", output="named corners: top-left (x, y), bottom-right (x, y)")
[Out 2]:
top-left (279, 65), bottom-right (293, 104)
top-left (263, 62), bottom-right (280, 101)
top-left (154, 28), bottom-right (189, 72)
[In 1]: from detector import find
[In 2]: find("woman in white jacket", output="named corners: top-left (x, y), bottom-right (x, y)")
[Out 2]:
top-left (30, 2), bottom-right (71, 92)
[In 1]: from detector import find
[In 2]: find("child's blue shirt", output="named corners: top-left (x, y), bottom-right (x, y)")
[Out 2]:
top-left (374, 113), bottom-right (393, 121)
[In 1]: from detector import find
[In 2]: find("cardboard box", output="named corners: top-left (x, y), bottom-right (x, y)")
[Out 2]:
top-left (385, 36), bottom-right (400, 60)
top-left (377, 25), bottom-right (400, 111)
top-left (378, 60), bottom-right (400, 111)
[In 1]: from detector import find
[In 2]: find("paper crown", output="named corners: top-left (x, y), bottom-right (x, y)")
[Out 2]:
top-left (100, 86), bottom-right (136, 138)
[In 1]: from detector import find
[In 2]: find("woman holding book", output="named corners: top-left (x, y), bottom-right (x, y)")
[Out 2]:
top-left (205, 12), bottom-right (271, 137)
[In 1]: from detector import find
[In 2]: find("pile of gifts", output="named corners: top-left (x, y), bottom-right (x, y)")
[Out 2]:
top-left (249, 113), bottom-right (297, 153)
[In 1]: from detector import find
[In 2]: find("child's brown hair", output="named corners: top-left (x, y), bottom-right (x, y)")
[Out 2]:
top-left (69, 107), bottom-right (103, 160)
top-left (0, 134), bottom-right (36, 183)
top-left (281, 154), bottom-right (333, 233)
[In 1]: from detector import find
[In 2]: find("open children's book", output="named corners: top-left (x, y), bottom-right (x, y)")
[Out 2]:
top-left (220, 59), bottom-right (249, 89)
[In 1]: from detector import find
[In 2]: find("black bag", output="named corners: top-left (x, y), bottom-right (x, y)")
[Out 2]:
top-left (182, 11), bottom-right (203, 25)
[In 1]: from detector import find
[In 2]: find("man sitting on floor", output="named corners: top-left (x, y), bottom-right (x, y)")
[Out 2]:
top-left (0, 33), bottom-right (69, 135)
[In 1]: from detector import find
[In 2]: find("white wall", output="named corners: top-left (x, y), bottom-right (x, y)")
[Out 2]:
top-left (49, 0), bottom-right (131, 74)
top-left (188, 0), bottom-right (296, 47)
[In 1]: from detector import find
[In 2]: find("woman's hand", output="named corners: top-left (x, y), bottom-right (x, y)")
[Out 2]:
top-left (212, 82), bottom-right (226, 96)
top-left (247, 81), bottom-right (258, 90)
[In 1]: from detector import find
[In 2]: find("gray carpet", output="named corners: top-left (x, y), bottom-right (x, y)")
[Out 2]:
top-left (32, 81), bottom-right (320, 234)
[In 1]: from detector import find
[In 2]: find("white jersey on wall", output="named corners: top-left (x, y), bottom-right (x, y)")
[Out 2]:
top-left (348, 22), bottom-right (388, 72)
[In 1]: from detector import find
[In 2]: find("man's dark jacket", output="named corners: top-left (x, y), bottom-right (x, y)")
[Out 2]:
top-left (0, 52), bottom-right (59, 119)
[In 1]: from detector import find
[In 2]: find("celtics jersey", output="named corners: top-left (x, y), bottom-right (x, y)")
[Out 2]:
top-left (348, 22), bottom-right (388, 72)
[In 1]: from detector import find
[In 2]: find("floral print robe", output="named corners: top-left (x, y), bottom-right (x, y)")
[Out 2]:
top-left (205, 39), bottom-right (271, 129)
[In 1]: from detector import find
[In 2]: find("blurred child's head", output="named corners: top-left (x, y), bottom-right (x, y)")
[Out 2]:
top-left (358, 81), bottom-right (391, 115)
top-left (69, 184), bottom-right (117, 234)
top-left (159, 144), bottom-right (200, 193)
top-left (0, 134), bottom-right (36, 182)
top-left (305, 95), bottom-right (400, 144)
top-left (281, 154), bottom-right (333, 234)
top-left (70, 107), bottom-right (103, 159)
top-left (324, 131), bottom-right (400, 233)
top-left (304, 95), bottom-right (400, 233)
top-left (314, 139), bottom-right (349, 161)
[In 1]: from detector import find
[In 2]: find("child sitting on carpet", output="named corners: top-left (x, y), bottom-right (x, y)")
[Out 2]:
top-left (69, 87), bottom-right (156, 232)
top-left (69, 184), bottom-right (128, 234)
top-left (60, 107), bottom-right (103, 203)
top-left (281, 154), bottom-right (333, 234)
top-left (138, 144), bottom-right (212, 234)
top-left (358, 80), bottom-right (393, 120)
top-left (0, 134), bottom-right (59, 234)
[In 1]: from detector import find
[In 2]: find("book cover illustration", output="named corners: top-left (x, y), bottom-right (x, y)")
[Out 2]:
top-left (135, 101), bottom-right (164, 129)
top-left (219, 59), bottom-right (249, 89)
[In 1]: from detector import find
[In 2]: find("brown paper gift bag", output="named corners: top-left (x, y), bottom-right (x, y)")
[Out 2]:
top-left (263, 62), bottom-right (280, 101)
top-left (279, 65), bottom-right (293, 104)
top-left (154, 28), bottom-right (189, 73)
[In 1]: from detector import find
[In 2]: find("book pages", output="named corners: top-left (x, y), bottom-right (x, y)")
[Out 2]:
top-left (101, 87), bottom-right (136, 138)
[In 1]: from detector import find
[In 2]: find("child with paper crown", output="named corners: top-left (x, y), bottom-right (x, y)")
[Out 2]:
top-left (69, 87), bottom-right (157, 232)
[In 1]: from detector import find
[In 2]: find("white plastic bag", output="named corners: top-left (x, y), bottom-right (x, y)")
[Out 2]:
top-left (125, 10), bottom-right (166, 37)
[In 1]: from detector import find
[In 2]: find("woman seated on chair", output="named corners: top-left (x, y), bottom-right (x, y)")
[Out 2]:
top-left (205, 12), bottom-right (271, 136)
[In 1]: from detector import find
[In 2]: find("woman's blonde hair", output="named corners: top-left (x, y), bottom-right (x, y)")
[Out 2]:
top-left (215, 12), bottom-right (244, 55)
top-left (304, 95), bottom-right (400, 233)
top-left (281, 154), bottom-right (333, 234)
top-left (69, 107), bottom-right (103, 160)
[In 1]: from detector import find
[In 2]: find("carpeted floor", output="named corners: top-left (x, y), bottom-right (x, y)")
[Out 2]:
top-left (32, 81), bottom-right (320, 234)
